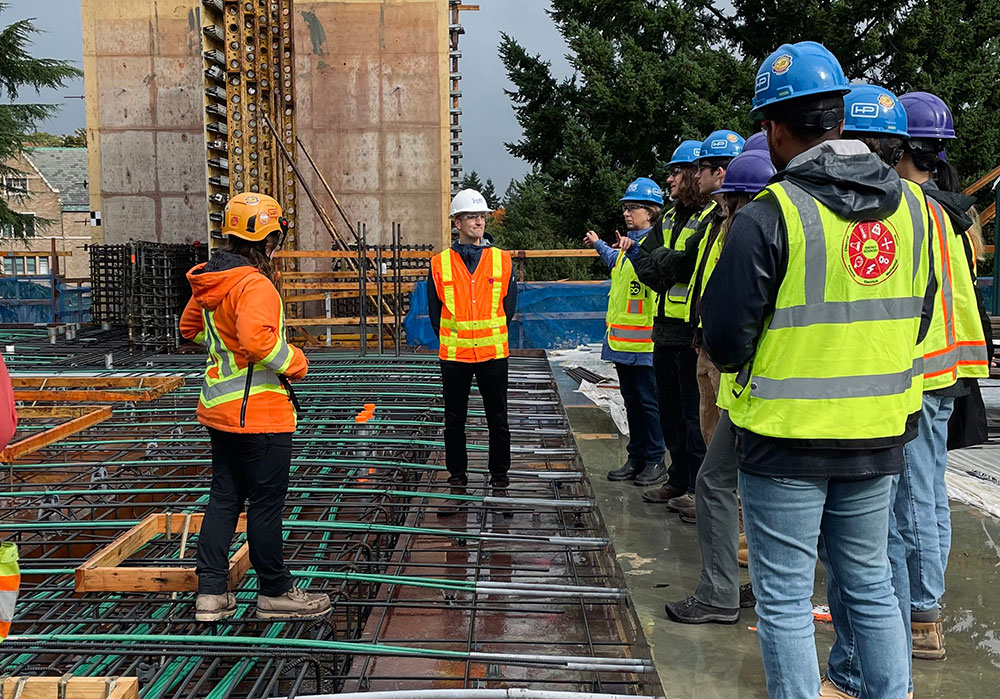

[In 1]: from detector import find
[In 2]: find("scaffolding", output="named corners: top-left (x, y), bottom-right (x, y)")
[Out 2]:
top-left (0, 330), bottom-right (661, 697)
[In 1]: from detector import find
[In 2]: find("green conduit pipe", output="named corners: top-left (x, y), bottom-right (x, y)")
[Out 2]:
top-left (0, 486), bottom-right (593, 508)
top-left (6, 634), bottom-right (655, 671)
top-left (0, 520), bottom-right (609, 547)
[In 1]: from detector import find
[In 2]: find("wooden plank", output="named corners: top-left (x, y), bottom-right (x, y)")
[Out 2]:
top-left (11, 376), bottom-right (184, 403)
top-left (963, 164), bottom-right (1000, 196)
top-left (0, 677), bottom-right (138, 699)
top-left (275, 250), bottom-right (433, 259)
top-left (1, 406), bottom-right (112, 462)
top-left (75, 515), bottom-right (161, 592)
top-left (0, 250), bottom-right (72, 257)
top-left (285, 316), bottom-right (400, 327)
top-left (281, 268), bottom-right (426, 280)
top-left (283, 282), bottom-right (416, 292)
top-left (509, 249), bottom-right (598, 259)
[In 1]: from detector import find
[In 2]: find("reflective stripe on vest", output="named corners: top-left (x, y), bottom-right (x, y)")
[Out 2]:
top-left (198, 307), bottom-right (295, 411)
top-left (607, 236), bottom-right (653, 352)
top-left (687, 207), bottom-right (725, 326)
top-left (434, 247), bottom-right (511, 363)
top-left (0, 542), bottom-right (19, 641)
top-left (920, 198), bottom-right (989, 389)
top-left (657, 202), bottom-right (716, 320)
top-left (727, 180), bottom-right (930, 442)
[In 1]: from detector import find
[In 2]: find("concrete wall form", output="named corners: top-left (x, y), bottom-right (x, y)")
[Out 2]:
top-left (83, 0), bottom-right (452, 251)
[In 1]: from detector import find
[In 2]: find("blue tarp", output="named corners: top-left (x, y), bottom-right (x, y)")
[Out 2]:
top-left (405, 280), bottom-right (610, 351)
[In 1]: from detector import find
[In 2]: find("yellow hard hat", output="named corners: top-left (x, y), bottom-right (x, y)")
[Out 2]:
top-left (222, 193), bottom-right (286, 242)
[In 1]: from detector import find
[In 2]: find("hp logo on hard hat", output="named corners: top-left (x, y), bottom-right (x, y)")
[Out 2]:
top-left (755, 73), bottom-right (770, 94)
top-left (850, 103), bottom-right (879, 118)
top-left (711, 140), bottom-right (727, 149)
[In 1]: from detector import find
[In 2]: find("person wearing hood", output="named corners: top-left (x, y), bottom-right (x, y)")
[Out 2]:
top-left (892, 92), bottom-right (989, 663)
top-left (180, 193), bottom-right (330, 623)
top-left (427, 189), bottom-right (517, 515)
top-left (701, 42), bottom-right (935, 699)
top-left (584, 178), bottom-right (667, 487)
top-left (633, 140), bottom-right (712, 510)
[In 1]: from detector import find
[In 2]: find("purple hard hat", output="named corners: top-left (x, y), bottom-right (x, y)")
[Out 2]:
top-left (715, 151), bottom-right (777, 195)
top-left (899, 91), bottom-right (956, 140)
top-left (744, 131), bottom-right (768, 152)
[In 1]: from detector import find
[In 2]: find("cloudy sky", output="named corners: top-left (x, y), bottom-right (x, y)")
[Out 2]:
top-left (13, 0), bottom-right (571, 190)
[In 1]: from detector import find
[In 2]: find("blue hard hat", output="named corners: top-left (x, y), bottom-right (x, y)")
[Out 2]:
top-left (751, 41), bottom-right (850, 118)
top-left (843, 84), bottom-right (908, 137)
top-left (667, 139), bottom-right (702, 166)
top-left (899, 91), bottom-right (956, 140)
top-left (699, 130), bottom-right (745, 160)
top-left (744, 131), bottom-right (768, 152)
top-left (620, 177), bottom-right (664, 206)
top-left (715, 151), bottom-right (777, 195)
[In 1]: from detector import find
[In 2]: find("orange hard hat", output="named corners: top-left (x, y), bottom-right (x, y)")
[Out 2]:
top-left (223, 193), bottom-right (286, 242)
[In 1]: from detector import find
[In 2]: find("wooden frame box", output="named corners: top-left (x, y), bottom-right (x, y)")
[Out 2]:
top-left (0, 676), bottom-right (138, 699)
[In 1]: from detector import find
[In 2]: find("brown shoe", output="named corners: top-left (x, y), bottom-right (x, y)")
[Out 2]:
top-left (738, 533), bottom-right (748, 568)
top-left (679, 506), bottom-right (696, 523)
top-left (819, 677), bottom-right (856, 698)
top-left (642, 482), bottom-right (685, 504)
top-left (666, 493), bottom-right (695, 512)
top-left (912, 619), bottom-right (946, 660)
top-left (195, 592), bottom-right (237, 622)
top-left (257, 586), bottom-right (331, 619)
top-left (437, 476), bottom-right (468, 517)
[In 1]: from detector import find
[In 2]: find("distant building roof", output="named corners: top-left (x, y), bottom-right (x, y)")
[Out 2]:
top-left (25, 148), bottom-right (89, 212)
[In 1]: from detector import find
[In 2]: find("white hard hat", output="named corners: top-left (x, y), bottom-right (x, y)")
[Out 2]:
top-left (450, 188), bottom-right (492, 217)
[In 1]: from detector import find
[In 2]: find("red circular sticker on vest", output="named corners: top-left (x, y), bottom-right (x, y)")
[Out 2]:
top-left (842, 220), bottom-right (898, 285)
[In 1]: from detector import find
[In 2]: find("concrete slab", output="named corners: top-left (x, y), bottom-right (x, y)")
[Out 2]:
top-left (557, 370), bottom-right (1000, 697)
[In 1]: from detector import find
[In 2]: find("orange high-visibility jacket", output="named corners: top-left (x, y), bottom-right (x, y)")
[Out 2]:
top-left (431, 247), bottom-right (512, 363)
top-left (180, 254), bottom-right (307, 433)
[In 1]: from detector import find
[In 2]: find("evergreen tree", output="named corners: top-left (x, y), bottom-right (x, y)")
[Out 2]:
top-left (482, 178), bottom-right (500, 209)
top-left (0, 4), bottom-right (82, 240)
top-left (459, 170), bottom-right (485, 192)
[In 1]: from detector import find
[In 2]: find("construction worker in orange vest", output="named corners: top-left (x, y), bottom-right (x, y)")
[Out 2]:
top-left (428, 188), bottom-right (517, 515)
top-left (180, 193), bottom-right (330, 622)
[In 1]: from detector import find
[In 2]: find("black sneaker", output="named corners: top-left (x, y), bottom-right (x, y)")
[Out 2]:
top-left (664, 596), bottom-right (739, 625)
top-left (634, 460), bottom-right (667, 487)
top-left (739, 582), bottom-right (756, 609)
top-left (607, 460), bottom-right (642, 482)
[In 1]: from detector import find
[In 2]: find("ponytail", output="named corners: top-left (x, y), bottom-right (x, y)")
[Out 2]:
top-left (905, 140), bottom-right (962, 192)
top-left (226, 231), bottom-right (281, 285)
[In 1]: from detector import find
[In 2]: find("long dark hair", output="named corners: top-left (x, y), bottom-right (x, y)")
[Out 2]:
top-left (720, 193), bottom-right (753, 244)
top-left (676, 167), bottom-right (708, 209)
top-left (226, 232), bottom-right (281, 284)
top-left (906, 141), bottom-right (962, 192)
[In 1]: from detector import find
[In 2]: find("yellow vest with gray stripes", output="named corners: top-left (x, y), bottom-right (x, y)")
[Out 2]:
top-left (606, 236), bottom-right (653, 352)
top-left (0, 542), bottom-right (18, 641)
top-left (196, 304), bottom-right (297, 418)
top-left (727, 179), bottom-right (931, 441)
top-left (656, 202), bottom-right (717, 320)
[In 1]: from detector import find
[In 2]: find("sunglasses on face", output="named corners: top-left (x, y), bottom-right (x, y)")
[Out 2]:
top-left (458, 213), bottom-right (486, 222)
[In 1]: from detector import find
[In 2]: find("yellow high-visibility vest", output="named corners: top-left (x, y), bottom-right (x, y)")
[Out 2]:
top-left (606, 236), bottom-right (653, 352)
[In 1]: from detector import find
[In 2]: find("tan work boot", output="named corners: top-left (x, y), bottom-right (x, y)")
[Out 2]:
top-left (666, 493), bottom-right (695, 512)
top-left (912, 619), bottom-right (946, 660)
top-left (738, 533), bottom-right (748, 568)
top-left (195, 592), bottom-right (237, 622)
top-left (819, 677), bottom-right (856, 698)
top-left (257, 586), bottom-right (331, 619)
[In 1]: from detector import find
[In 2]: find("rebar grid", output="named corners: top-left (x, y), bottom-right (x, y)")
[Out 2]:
top-left (0, 333), bottom-right (660, 697)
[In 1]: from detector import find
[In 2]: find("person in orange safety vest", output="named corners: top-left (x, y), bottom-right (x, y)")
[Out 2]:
top-left (180, 193), bottom-right (330, 622)
top-left (427, 188), bottom-right (517, 516)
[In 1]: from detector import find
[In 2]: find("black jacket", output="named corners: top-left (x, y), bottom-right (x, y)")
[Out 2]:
top-left (701, 140), bottom-right (937, 480)
top-left (427, 242), bottom-right (518, 337)
top-left (634, 202), bottom-right (708, 346)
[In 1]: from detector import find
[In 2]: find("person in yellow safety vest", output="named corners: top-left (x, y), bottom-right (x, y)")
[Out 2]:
top-left (663, 149), bottom-right (775, 627)
top-left (634, 141), bottom-right (714, 508)
top-left (180, 193), bottom-right (331, 623)
top-left (428, 188), bottom-right (517, 516)
top-left (701, 42), bottom-right (935, 699)
top-left (685, 130), bottom-right (745, 479)
top-left (583, 178), bottom-right (667, 487)
top-left (0, 353), bottom-right (16, 642)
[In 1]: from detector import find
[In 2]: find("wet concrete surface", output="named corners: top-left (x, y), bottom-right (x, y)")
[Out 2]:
top-left (555, 368), bottom-right (1000, 698)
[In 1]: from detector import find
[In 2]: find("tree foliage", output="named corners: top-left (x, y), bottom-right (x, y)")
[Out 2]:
top-left (458, 170), bottom-right (501, 209)
top-left (0, 4), bottom-right (82, 240)
top-left (498, 0), bottom-right (1000, 268)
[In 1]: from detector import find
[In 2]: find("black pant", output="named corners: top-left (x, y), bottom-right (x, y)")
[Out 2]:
top-left (654, 345), bottom-right (706, 493)
top-left (440, 358), bottom-right (510, 484)
top-left (196, 428), bottom-right (294, 597)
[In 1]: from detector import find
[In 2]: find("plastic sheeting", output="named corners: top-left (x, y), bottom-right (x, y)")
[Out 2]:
top-left (405, 280), bottom-right (610, 351)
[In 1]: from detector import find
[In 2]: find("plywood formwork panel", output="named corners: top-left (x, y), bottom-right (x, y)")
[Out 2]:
top-left (0, 677), bottom-right (139, 699)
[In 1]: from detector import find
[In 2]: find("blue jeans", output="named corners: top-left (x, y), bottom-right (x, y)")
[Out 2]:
top-left (740, 471), bottom-right (909, 699)
top-left (615, 363), bottom-right (665, 464)
top-left (827, 394), bottom-right (954, 695)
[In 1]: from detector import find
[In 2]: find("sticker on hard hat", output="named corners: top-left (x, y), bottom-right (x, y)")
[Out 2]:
top-left (727, 133), bottom-right (739, 142)
top-left (230, 216), bottom-right (239, 226)
top-left (245, 196), bottom-right (259, 204)
top-left (259, 213), bottom-right (270, 224)
top-left (772, 55), bottom-right (793, 75)
top-left (692, 148), bottom-right (701, 157)
top-left (711, 140), bottom-right (727, 149)
top-left (878, 94), bottom-right (895, 109)
top-left (850, 103), bottom-right (879, 118)
top-left (755, 73), bottom-right (770, 94)
top-left (268, 209), bottom-right (279, 217)
top-left (842, 220), bottom-right (898, 285)
top-left (628, 182), bottom-right (639, 192)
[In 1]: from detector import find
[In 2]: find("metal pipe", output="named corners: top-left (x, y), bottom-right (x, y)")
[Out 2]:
top-left (283, 691), bottom-right (659, 699)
